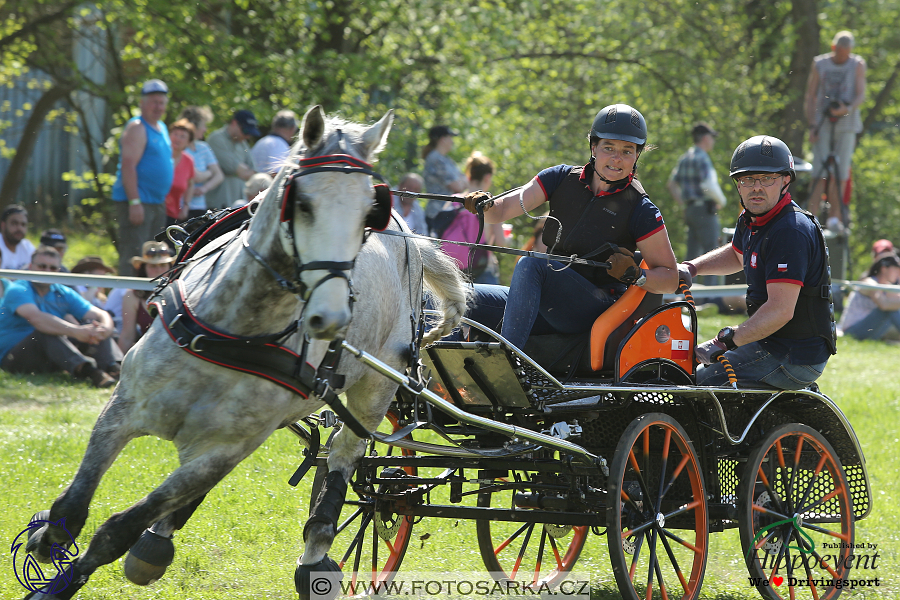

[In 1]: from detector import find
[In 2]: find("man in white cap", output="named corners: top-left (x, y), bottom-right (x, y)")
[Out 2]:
top-left (804, 30), bottom-right (867, 231)
top-left (110, 79), bottom-right (173, 275)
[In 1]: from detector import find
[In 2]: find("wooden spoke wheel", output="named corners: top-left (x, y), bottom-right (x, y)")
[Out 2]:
top-left (738, 423), bottom-right (855, 600)
top-left (310, 411), bottom-right (415, 596)
top-left (607, 413), bottom-right (708, 600)
top-left (475, 471), bottom-right (589, 588)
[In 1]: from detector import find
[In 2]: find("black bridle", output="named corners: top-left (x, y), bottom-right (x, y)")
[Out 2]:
top-left (242, 145), bottom-right (391, 303)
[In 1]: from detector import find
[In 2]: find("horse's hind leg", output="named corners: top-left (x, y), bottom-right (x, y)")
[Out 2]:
top-left (26, 390), bottom-right (138, 563)
top-left (123, 493), bottom-right (207, 585)
top-left (22, 446), bottom-right (251, 600)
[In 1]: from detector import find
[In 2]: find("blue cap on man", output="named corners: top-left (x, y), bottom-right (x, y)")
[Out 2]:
top-left (233, 110), bottom-right (261, 137)
top-left (141, 79), bottom-right (169, 95)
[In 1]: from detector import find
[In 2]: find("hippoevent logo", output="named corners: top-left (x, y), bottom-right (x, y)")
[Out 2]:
top-left (10, 516), bottom-right (79, 595)
top-left (745, 517), bottom-right (881, 591)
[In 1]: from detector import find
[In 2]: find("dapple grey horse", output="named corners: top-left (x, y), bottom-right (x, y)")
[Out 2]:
top-left (22, 106), bottom-right (470, 599)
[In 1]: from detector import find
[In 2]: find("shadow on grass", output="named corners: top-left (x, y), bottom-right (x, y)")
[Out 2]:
top-left (592, 583), bottom-right (752, 599)
top-left (0, 370), bottom-right (108, 410)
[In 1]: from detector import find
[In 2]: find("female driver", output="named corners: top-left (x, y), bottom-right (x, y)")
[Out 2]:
top-left (463, 104), bottom-right (678, 348)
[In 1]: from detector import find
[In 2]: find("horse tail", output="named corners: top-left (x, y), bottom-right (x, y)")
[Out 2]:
top-left (418, 240), bottom-right (472, 345)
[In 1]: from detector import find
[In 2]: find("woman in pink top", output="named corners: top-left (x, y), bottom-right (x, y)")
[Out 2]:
top-left (165, 119), bottom-right (196, 225)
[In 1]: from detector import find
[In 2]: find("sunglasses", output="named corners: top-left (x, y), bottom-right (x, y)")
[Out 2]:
top-left (32, 263), bottom-right (60, 271)
top-left (144, 247), bottom-right (173, 258)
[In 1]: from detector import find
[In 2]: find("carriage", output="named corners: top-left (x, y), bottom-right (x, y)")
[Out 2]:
top-left (291, 274), bottom-right (871, 600)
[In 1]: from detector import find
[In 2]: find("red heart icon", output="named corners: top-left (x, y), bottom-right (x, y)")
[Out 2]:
top-left (772, 576), bottom-right (784, 586)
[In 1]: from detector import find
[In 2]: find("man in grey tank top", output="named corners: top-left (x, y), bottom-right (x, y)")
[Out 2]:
top-left (803, 30), bottom-right (867, 232)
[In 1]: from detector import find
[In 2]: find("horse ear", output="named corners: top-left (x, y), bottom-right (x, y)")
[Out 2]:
top-left (301, 105), bottom-right (326, 150)
top-left (360, 109), bottom-right (394, 160)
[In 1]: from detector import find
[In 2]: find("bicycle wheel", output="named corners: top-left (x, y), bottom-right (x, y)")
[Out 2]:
top-left (607, 413), bottom-right (708, 600)
top-left (738, 423), bottom-right (855, 600)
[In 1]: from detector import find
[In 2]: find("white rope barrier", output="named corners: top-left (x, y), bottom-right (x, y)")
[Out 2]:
top-left (0, 269), bottom-right (157, 291)
top-left (3, 269), bottom-right (898, 299)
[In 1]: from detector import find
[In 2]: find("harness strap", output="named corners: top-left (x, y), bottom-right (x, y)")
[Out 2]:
top-left (149, 281), bottom-right (372, 439)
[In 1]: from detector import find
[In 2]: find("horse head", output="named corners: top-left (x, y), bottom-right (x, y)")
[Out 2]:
top-left (256, 106), bottom-right (393, 340)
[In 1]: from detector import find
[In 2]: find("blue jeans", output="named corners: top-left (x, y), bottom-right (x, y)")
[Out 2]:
top-left (843, 308), bottom-right (900, 341)
top-left (695, 341), bottom-right (827, 390)
top-left (499, 258), bottom-right (623, 349)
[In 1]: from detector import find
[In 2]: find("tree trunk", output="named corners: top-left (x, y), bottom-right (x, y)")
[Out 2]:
top-left (0, 84), bottom-right (74, 206)
top-left (779, 0), bottom-right (819, 154)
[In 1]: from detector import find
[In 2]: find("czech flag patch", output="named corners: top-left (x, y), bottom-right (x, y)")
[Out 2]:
top-left (671, 339), bottom-right (690, 360)
top-left (778, 263), bottom-right (788, 272)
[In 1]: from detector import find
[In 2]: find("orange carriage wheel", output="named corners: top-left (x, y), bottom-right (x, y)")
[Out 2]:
top-left (738, 424), bottom-right (855, 600)
top-left (607, 413), bottom-right (709, 600)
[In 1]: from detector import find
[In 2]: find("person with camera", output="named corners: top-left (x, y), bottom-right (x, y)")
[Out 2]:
top-left (667, 122), bottom-right (727, 286)
top-left (680, 136), bottom-right (836, 389)
top-left (804, 30), bottom-right (867, 231)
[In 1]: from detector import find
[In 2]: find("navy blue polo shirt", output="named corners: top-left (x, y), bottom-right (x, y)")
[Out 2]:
top-left (731, 193), bottom-right (830, 364)
top-left (534, 164), bottom-right (666, 242)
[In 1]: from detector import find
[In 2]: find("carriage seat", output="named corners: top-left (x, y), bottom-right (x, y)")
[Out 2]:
top-left (523, 260), bottom-right (662, 377)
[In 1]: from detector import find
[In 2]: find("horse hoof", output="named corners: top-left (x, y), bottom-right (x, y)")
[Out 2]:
top-left (124, 529), bottom-right (175, 585)
top-left (25, 510), bottom-right (53, 563)
top-left (295, 555), bottom-right (343, 600)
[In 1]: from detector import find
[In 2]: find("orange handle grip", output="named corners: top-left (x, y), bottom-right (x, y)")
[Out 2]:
top-left (717, 354), bottom-right (738, 387)
top-left (679, 281), bottom-right (694, 307)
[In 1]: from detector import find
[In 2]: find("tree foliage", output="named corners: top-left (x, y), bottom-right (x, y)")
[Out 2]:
top-left (1, 0), bottom-right (897, 268)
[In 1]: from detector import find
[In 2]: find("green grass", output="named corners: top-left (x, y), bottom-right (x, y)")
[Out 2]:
top-left (0, 312), bottom-right (898, 599)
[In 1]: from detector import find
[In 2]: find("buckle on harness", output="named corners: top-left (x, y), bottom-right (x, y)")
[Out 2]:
top-left (189, 334), bottom-right (206, 352)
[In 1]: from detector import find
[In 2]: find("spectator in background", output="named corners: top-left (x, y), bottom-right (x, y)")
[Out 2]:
top-left (805, 30), bottom-right (867, 231)
top-left (179, 106), bottom-right (225, 219)
top-left (667, 122), bottom-right (727, 286)
top-left (871, 239), bottom-right (897, 262)
top-left (422, 125), bottom-right (468, 230)
top-left (1, 204), bottom-right (35, 270)
top-left (251, 110), bottom-right (298, 175)
top-left (464, 152), bottom-right (507, 284)
top-left (71, 255), bottom-right (116, 309)
top-left (392, 173), bottom-right (427, 233)
top-left (39, 229), bottom-right (69, 271)
top-left (164, 119), bottom-right (196, 226)
top-left (118, 242), bottom-right (174, 353)
top-left (0, 246), bottom-right (120, 387)
top-left (206, 109), bottom-right (259, 208)
top-left (235, 173), bottom-right (274, 208)
top-left (110, 79), bottom-right (174, 276)
top-left (839, 254), bottom-right (900, 341)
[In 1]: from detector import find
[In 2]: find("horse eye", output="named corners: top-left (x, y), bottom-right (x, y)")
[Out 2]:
top-left (296, 193), bottom-right (313, 214)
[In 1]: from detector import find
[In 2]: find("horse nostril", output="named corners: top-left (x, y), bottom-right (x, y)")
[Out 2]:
top-left (308, 315), bottom-right (324, 331)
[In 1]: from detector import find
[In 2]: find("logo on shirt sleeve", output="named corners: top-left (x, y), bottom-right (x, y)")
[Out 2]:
top-left (655, 209), bottom-right (663, 222)
top-left (750, 252), bottom-right (758, 269)
top-left (777, 263), bottom-right (788, 272)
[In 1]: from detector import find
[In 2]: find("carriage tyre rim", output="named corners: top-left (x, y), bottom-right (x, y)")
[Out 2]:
top-left (318, 410), bottom-right (415, 597)
top-left (606, 413), bottom-right (708, 600)
top-left (737, 423), bottom-right (855, 600)
top-left (475, 480), bottom-right (588, 588)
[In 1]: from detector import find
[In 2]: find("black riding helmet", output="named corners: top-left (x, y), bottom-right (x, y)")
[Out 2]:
top-left (588, 104), bottom-right (647, 183)
top-left (730, 135), bottom-right (795, 215)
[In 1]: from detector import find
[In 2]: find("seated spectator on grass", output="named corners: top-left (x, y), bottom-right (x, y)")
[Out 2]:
top-left (233, 172), bottom-right (273, 208)
top-left (165, 119), bottom-right (197, 226)
top-left (72, 255), bottom-right (116, 309)
top-left (839, 254), bottom-right (900, 342)
top-left (1, 204), bottom-right (35, 270)
top-left (0, 246), bottom-right (121, 388)
top-left (39, 229), bottom-right (69, 272)
top-left (118, 242), bottom-right (175, 353)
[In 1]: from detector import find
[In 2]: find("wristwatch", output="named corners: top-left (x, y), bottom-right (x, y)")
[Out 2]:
top-left (717, 326), bottom-right (737, 350)
top-left (633, 268), bottom-right (647, 288)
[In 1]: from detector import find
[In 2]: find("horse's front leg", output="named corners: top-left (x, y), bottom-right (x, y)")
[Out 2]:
top-left (296, 375), bottom-right (398, 600)
top-left (22, 444), bottom-right (255, 600)
top-left (26, 388), bottom-right (139, 563)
